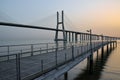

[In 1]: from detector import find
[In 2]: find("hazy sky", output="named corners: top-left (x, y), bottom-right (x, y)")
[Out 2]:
top-left (0, 0), bottom-right (120, 41)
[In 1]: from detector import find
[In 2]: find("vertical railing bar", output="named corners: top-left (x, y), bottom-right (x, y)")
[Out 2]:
top-left (16, 53), bottom-right (21, 80)
top-left (46, 43), bottom-right (48, 53)
top-left (55, 47), bottom-right (58, 69)
top-left (41, 60), bottom-right (43, 72)
top-left (31, 44), bottom-right (33, 56)
top-left (87, 43), bottom-right (89, 52)
top-left (72, 45), bottom-right (74, 60)
top-left (20, 50), bottom-right (22, 57)
top-left (40, 48), bottom-right (41, 54)
top-left (7, 46), bottom-right (10, 60)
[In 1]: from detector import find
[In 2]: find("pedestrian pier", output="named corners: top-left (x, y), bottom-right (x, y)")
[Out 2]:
top-left (0, 11), bottom-right (119, 80)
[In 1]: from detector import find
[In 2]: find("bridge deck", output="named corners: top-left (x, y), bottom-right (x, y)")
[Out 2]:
top-left (0, 42), bottom-right (111, 80)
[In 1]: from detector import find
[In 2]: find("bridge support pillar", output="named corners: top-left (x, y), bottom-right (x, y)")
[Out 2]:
top-left (87, 54), bottom-right (93, 74)
top-left (75, 33), bottom-right (78, 43)
top-left (69, 32), bottom-right (71, 42)
top-left (101, 46), bottom-right (104, 59)
top-left (110, 42), bottom-right (112, 51)
top-left (66, 31), bottom-right (68, 42)
top-left (64, 72), bottom-right (68, 80)
top-left (96, 50), bottom-right (99, 60)
top-left (79, 34), bottom-right (82, 43)
top-left (107, 44), bottom-right (109, 54)
top-left (101, 35), bottom-right (104, 60)
top-left (113, 42), bottom-right (114, 48)
top-left (72, 32), bottom-right (74, 42)
top-left (87, 29), bottom-right (93, 74)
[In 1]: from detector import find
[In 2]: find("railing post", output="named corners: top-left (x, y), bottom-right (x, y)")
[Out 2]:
top-left (75, 33), bottom-right (77, 43)
top-left (7, 46), bottom-right (10, 60)
top-left (94, 42), bottom-right (95, 50)
top-left (66, 31), bottom-right (68, 42)
top-left (86, 34), bottom-right (88, 43)
top-left (83, 34), bottom-right (85, 42)
top-left (80, 34), bottom-right (82, 43)
top-left (46, 43), bottom-right (48, 53)
top-left (82, 34), bottom-right (84, 44)
top-left (40, 48), bottom-right (41, 54)
top-left (16, 53), bottom-right (21, 80)
top-left (64, 72), bottom-right (68, 80)
top-left (72, 45), bottom-right (74, 60)
top-left (55, 46), bottom-right (58, 69)
top-left (69, 32), bottom-right (71, 42)
top-left (72, 32), bottom-right (74, 42)
top-left (31, 44), bottom-right (33, 56)
top-left (20, 50), bottom-right (22, 57)
top-left (41, 60), bottom-right (43, 72)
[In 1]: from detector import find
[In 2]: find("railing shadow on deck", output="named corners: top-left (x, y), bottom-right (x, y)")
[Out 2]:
top-left (73, 47), bottom-right (115, 80)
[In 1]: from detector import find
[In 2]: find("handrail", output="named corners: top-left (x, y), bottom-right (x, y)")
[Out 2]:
top-left (0, 41), bottom-right (89, 57)
top-left (0, 41), bottom-right (110, 58)
top-left (0, 22), bottom-right (119, 39)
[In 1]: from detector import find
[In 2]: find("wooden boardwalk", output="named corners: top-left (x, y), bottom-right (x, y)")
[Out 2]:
top-left (0, 41), bottom-right (115, 80)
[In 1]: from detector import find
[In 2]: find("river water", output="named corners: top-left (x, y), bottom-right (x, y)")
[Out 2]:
top-left (58, 42), bottom-right (120, 80)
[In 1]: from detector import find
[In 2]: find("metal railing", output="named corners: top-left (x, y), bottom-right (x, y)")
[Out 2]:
top-left (0, 40), bottom-right (113, 61)
top-left (0, 22), bottom-right (118, 80)
top-left (0, 41), bottom-right (114, 80)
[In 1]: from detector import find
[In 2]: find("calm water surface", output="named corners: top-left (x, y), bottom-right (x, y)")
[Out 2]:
top-left (58, 43), bottom-right (120, 80)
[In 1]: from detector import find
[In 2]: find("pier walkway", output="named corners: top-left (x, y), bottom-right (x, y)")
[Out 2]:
top-left (0, 11), bottom-right (119, 80)
top-left (0, 41), bottom-right (117, 80)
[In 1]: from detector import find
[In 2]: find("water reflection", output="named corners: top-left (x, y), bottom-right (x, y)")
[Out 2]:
top-left (74, 48), bottom-right (115, 80)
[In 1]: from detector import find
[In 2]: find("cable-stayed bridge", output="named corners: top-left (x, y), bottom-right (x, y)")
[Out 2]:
top-left (0, 11), bottom-right (120, 80)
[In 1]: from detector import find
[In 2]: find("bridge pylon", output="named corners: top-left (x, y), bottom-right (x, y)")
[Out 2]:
top-left (54, 10), bottom-right (67, 47)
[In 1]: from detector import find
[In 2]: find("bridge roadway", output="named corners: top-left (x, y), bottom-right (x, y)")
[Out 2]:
top-left (0, 41), bottom-right (115, 80)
